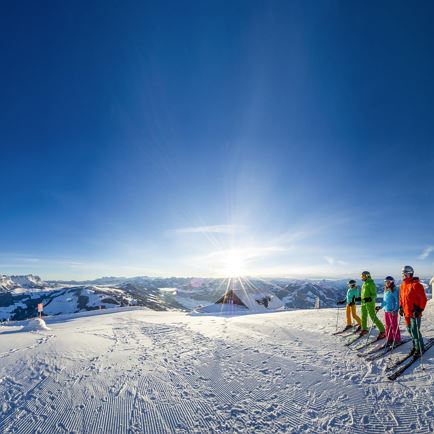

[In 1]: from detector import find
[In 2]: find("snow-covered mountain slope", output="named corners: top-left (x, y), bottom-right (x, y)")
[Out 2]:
top-left (273, 279), bottom-right (344, 308)
top-left (0, 284), bottom-right (187, 321)
top-left (0, 286), bottom-right (125, 321)
top-left (1, 301), bottom-right (433, 433)
top-left (50, 276), bottom-right (349, 310)
top-left (1, 275), bottom-right (431, 320)
top-left (0, 274), bottom-right (46, 292)
top-left (173, 278), bottom-right (349, 310)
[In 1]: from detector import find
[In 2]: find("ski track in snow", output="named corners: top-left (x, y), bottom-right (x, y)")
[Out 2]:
top-left (0, 301), bottom-right (433, 433)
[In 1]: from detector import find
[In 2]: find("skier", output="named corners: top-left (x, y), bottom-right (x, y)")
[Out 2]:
top-left (399, 265), bottom-right (427, 355)
top-left (375, 276), bottom-right (401, 344)
top-left (356, 271), bottom-right (385, 338)
top-left (336, 279), bottom-right (361, 331)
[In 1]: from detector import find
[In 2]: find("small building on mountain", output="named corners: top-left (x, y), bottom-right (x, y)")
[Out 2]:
top-left (195, 285), bottom-right (284, 314)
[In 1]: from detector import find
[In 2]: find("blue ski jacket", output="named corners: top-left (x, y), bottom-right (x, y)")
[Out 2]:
top-left (381, 287), bottom-right (399, 312)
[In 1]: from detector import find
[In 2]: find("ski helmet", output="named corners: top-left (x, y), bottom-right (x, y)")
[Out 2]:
top-left (384, 276), bottom-right (395, 284)
top-left (348, 279), bottom-right (357, 287)
top-left (401, 265), bottom-right (414, 277)
top-left (361, 271), bottom-right (371, 279)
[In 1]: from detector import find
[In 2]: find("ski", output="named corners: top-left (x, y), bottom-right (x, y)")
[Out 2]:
top-left (333, 327), bottom-right (357, 336)
top-left (357, 341), bottom-right (387, 357)
top-left (388, 356), bottom-right (420, 381)
top-left (385, 352), bottom-right (414, 372)
top-left (332, 329), bottom-right (351, 336)
top-left (386, 338), bottom-right (434, 376)
top-left (344, 334), bottom-right (365, 347)
top-left (344, 326), bottom-right (376, 346)
top-left (365, 339), bottom-right (410, 362)
top-left (354, 335), bottom-right (385, 351)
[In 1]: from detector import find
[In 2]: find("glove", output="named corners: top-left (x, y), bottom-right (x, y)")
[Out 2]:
top-left (391, 310), bottom-right (398, 316)
top-left (349, 301), bottom-right (355, 306)
top-left (413, 305), bottom-right (424, 318)
top-left (375, 306), bottom-right (382, 312)
top-left (399, 306), bottom-right (404, 316)
top-left (363, 297), bottom-right (372, 303)
top-left (336, 300), bottom-right (346, 305)
top-left (354, 297), bottom-right (361, 302)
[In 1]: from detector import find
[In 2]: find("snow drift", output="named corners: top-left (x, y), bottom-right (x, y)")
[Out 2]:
top-left (22, 317), bottom-right (51, 331)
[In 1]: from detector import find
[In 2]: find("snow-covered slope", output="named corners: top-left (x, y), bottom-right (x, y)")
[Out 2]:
top-left (1, 275), bottom-right (431, 321)
top-left (0, 286), bottom-right (126, 321)
top-left (0, 274), bottom-right (46, 292)
top-left (274, 279), bottom-right (345, 308)
top-left (50, 276), bottom-right (351, 310)
top-left (1, 301), bottom-right (433, 433)
top-left (0, 284), bottom-right (187, 321)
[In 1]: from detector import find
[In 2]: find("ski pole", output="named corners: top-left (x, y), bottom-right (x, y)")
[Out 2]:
top-left (386, 314), bottom-right (402, 370)
top-left (365, 315), bottom-right (375, 344)
top-left (335, 305), bottom-right (340, 332)
top-left (415, 317), bottom-right (425, 371)
top-left (384, 315), bottom-right (392, 344)
top-left (390, 314), bottom-right (402, 352)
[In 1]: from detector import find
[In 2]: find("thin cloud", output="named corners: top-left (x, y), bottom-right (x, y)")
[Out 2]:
top-left (168, 224), bottom-right (247, 235)
top-left (324, 256), bottom-right (334, 264)
top-left (324, 256), bottom-right (346, 266)
top-left (196, 245), bottom-right (289, 277)
top-left (419, 246), bottom-right (434, 260)
top-left (205, 246), bottom-right (287, 262)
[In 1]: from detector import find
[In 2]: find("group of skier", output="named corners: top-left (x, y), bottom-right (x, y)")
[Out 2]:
top-left (337, 265), bottom-right (428, 357)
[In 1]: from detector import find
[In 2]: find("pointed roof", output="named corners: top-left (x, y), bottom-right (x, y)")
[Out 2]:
top-left (197, 282), bottom-right (284, 314)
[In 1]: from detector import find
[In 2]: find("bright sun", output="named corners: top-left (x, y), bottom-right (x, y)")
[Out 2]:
top-left (221, 251), bottom-right (247, 277)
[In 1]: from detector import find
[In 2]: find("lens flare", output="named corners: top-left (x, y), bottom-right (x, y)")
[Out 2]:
top-left (221, 251), bottom-right (247, 277)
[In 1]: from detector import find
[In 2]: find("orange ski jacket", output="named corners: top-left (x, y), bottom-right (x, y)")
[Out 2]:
top-left (399, 277), bottom-right (427, 318)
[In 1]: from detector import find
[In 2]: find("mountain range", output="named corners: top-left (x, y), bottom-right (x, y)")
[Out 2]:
top-left (0, 274), bottom-right (432, 321)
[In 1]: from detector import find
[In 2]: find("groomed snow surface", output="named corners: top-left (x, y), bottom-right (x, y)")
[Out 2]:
top-left (1, 302), bottom-right (433, 433)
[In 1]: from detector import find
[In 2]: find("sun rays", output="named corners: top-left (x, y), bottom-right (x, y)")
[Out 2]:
top-left (216, 275), bottom-right (269, 314)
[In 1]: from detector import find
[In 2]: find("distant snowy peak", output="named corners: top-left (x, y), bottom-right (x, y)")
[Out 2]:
top-left (0, 274), bottom-right (46, 291)
top-left (274, 280), bottom-right (339, 309)
top-left (0, 275), bottom-right (14, 289)
top-left (11, 274), bottom-right (45, 287)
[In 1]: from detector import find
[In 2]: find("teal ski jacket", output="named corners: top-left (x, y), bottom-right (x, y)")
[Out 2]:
top-left (346, 287), bottom-right (360, 305)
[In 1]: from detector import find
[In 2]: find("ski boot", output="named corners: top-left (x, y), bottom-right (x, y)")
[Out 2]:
top-left (386, 340), bottom-right (400, 347)
top-left (408, 347), bottom-right (417, 356)
top-left (359, 329), bottom-right (368, 337)
top-left (376, 332), bottom-right (386, 340)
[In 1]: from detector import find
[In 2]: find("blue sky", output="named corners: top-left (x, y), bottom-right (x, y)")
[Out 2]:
top-left (1, 1), bottom-right (434, 279)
